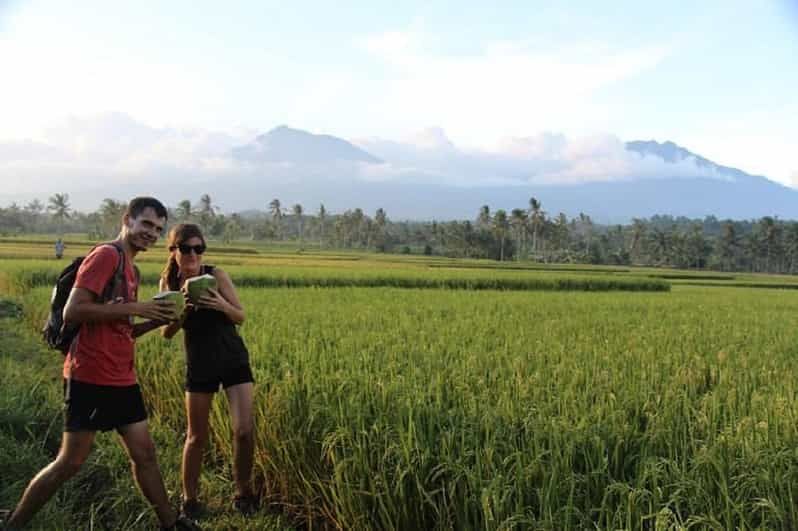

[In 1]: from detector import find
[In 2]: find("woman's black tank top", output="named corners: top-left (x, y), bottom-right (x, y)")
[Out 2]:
top-left (170, 265), bottom-right (250, 381)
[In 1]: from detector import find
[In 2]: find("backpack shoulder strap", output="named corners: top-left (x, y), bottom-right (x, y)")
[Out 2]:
top-left (97, 242), bottom-right (127, 302)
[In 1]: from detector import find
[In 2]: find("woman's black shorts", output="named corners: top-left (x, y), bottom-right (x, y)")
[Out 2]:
top-left (63, 378), bottom-right (148, 432)
top-left (185, 364), bottom-right (255, 394)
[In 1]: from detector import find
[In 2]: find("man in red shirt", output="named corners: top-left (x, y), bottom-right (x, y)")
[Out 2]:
top-left (4, 197), bottom-right (199, 530)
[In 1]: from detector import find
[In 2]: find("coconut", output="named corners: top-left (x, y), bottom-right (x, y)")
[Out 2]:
top-left (184, 274), bottom-right (217, 304)
top-left (152, 290), bottom-right (185, 315)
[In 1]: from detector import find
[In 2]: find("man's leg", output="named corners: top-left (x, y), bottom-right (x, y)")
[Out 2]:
top-left (117, 420), bottom-right (176, 527)
top-left (182, 392), bottom-right (213, 504)
top-left (6, 431), bottom-right (95, 528)
top-left (224, 382), bottom-right (254, 498)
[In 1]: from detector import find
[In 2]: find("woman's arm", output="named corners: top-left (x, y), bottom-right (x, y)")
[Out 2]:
top-left (195, 268), bottom-right (245, 325)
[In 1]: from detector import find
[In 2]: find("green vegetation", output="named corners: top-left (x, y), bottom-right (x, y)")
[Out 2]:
top-left (2, 239), bottom-right (798, 529)
top-left (4, 194), bottom-right (798, 274)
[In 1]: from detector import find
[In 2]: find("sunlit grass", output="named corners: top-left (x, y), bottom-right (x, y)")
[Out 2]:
top-left (3, 240), bottom-right (798, 529)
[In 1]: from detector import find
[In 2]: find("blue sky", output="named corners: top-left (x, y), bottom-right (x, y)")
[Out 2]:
top-left (1, 0), bottom-right (796, 185)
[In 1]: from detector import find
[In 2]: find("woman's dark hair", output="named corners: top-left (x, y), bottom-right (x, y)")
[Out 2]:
top-left (161, 224), bottom-right (206, 290)
top-left (126, 196), bottom-right (168, 220)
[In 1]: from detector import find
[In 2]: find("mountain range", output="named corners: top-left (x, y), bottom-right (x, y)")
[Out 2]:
top-left (1, 115), bottom-right (796, 222)
top-left (220, 125), bottom-right (798, 221)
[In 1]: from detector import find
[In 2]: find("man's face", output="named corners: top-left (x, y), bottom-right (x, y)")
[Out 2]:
top-left (123, 207), bottom-right (166, 251)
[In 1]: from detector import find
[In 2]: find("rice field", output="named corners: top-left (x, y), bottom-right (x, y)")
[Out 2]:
top-left (2, 239), bottom-right (798, 529)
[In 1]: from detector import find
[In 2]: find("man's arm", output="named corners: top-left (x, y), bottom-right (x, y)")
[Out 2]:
top-left (133, 319), bottom-right (169, 338)
top-left (64, 288), bottom-right (177, 325)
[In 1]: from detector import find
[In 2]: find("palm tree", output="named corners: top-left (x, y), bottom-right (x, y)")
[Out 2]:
top-left (352, 208), bottom-right (365, 247)
top-left (196, 194), bottom-right (216, 231)
top-left (99, 198), bottom-right (126, 237)
top-left (758, 216), bottom-right (780, 272)
top-left (374, 207), bottom-right (387, 251)
top-left (223, 214), bottom-right (243, 243)
top-left (493, 209), bottom-right (509, 261)
top-left (510, 208), bottom-right (527, 260)
top-left (317, 204), bottom-right (327, 248)
top-left (578, 212), bottom-right (593, 255)
top-left (686, 223), bottom-right (709, 269)
top-left (198, 194), bottom-right (214, 216)
top-left (784, 223), bottom-right (798, 273)
top-left (629, 218), bottom-right (646, 262)
top-left (477, 205), bottom-right (491, 231)
top-left (551, 213), bottom-right (569, 255)
top-left (47, 193), bottom-right (71, 227)
top-left (528, 197), bottom-right (544, 256)
top-left (23, 199), bottom-right (44, 230)
top-left (716, 222), bottom-right (739, 271)
top-left (269, 199), bottom-right (283, 240)
top-left (646, 228), bottom-right (670, 266)
top-left (176, 199), bottom-right (193, 222)
top-left (292, 204), bottom-right (304, 244)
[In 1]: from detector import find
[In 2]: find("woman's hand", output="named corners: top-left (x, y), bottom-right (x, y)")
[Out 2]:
top-left (195, 288), bottom-right (230, 313)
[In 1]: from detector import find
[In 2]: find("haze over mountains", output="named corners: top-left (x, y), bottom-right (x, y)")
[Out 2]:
top-left (1, 113), bottom-right (795, 222)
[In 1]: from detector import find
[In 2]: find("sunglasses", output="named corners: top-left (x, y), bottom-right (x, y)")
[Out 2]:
top-left (171, 243), bottom-right (206, 255)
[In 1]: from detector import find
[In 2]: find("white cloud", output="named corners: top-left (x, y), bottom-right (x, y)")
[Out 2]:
top-left (0, 113), bottom-right (748, 211)
top-left (679, 104), bottom-right (798, 187)
top-left (357, 130), bottom-right (725, 187)
top-left (355, 29), bottom-right (671, 147)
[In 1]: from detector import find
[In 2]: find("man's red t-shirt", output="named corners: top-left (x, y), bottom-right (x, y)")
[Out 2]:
top-left (63, 245), bottom-right (139, 386)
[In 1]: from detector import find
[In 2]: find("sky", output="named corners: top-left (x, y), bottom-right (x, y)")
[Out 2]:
top-left (0, 0), bottom-right (797, 188)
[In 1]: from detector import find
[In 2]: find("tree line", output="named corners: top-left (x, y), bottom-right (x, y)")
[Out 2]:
top-left (2, 193), bottom-right (798, 274)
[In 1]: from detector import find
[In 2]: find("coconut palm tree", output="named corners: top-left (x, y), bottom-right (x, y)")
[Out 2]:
top-left (47, 193), bottom-right (71, 230)
top-left (99, 198), bottom-right (126, 237)
top-left (269, 199), bottom-right (283, 240)
top-left (716, 222), bottom-right (739, 271)
top-left (352, 208), bottom-right (365, 247)
top-left (493, 209), bottom-right (509, 261)
top-left (317, 204), bottom-right (327, 248)
top-left (578, 212), bottom-right (593, 255)
top-left (528, 197), bottom-right (545, 256)
top-left (292, 204), bottom-right (304, 244)
top-left (784, 222), bottom-right (798, 273)
top-left (758, 216), bottom-right (780, 272)
top-left (477, 205), bottom-right (491, 231)
top-left (629, 218), bottom-right (646, 262)
top-left (646, 227), bottom-right (670, 266)
top-left (176, 199), bottom-right (193, 222)
top-left (374, 207), bottom-right (387, 251)
top-left (23, 199), bottom-right (44, 231)
top-left (510, 208), bottom-right (527, 260)
top-left (196, 194), bottom-right (216, 231)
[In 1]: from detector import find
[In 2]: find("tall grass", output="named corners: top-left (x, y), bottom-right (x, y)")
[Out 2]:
top-left (3, 245), bottom-right (798, 529)
top-left (0, 261), bottom-right (670, 293)
top-left (136, 286), bottom-right (798, 529)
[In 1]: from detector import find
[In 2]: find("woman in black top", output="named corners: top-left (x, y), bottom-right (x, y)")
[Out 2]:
top-left (160, 224), bottom-right (256, 518)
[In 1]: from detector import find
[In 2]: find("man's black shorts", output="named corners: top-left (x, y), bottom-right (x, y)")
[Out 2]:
top-left (63, 378), bottom-right (148, 432)
top-left (186, 364), bottom-right (255, 394)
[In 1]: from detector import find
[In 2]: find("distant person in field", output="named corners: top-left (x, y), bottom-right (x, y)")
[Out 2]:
top-left (159, 223), bottom-right (257, 519)
top-left (54, 238), bottom-right (65, 259)
top-left (2, 197), bottom-right (200, 531)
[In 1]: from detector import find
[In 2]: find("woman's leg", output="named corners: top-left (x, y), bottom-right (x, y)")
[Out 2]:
top-left (224, 382), bottom-right (254, 498)
top-left (182, 392), bottom-right (213, 503)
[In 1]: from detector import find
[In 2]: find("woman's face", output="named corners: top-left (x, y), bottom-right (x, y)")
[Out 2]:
top-left (174, 236), bottom-right (205, 273)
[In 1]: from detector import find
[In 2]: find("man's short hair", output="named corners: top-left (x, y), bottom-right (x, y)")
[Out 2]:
top-left (125, 197), bottom-right (168, 220)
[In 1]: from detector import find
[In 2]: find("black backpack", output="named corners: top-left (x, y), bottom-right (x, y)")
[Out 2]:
top-left (42, 242), bottom-right (137, 354)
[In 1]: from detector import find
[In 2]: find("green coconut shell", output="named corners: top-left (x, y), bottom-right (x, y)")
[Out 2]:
top-left (184, 274), bottom-right (217, 304)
